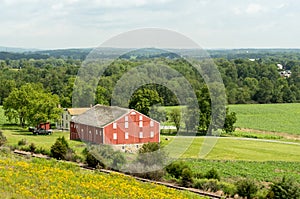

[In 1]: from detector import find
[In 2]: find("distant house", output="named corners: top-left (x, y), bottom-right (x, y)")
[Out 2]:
top-left (56, 108), bottom-right (90, 130)
top-left (279, 70), bottom-right (291, 78)
top-left (70, 104), bottom-right (160, 152)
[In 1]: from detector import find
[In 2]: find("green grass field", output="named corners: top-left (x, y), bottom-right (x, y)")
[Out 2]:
top-left (161, 136), bottom-right (300, 162)
top-left (229, 103), bottom-right (300, 134)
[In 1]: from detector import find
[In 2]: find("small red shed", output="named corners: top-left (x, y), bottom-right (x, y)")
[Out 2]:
top-left (70, 104), bottom-right (160, 152)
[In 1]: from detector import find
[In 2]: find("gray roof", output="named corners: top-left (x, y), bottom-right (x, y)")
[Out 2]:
top-left (71, 104), bottom-right (131, 128)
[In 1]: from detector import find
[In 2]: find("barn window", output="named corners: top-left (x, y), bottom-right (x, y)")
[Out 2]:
top-left (96, 129), bottom-right (98, 135)
top-left (150, 120), bottom-right (154, 127)
top-left (89, 130), bottom-right (91, 134)
top-left (150, 131), bottom-right (154, 138)
top-left (81, 129), bottom-right (83, 132)
top-left (125, 132), bottom-right (129, 140)
top-left (139, 115), bottom-right (143, 120)
top-left (122, 146), bottom-right (125, 150)
top-left (139, 121), bottom-right (143, 127)
top-left (125, 116), bottom-right (128, 121)
top-left (139, 132), bottom-right (143, 138)
top-left (113, 133), bottom-right (117, 140)
top-left (131, 111), bottom-right (136, 115)
top-left (125, 121), bottom-right (128, 129)
top-left (113, 122), bottom-right (117, 129)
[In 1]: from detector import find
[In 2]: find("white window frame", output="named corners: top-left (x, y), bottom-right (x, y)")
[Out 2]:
top-left (113, 133), bottom-right (117, 140)
top-left (125, 116), bottom-right (128, 122)
top-left (150, 120), bottom-right (154, 127)
top-left (139, 115), bottom-right (143, 121)
top-left (125, 132), bottom-right (129, 140)
top-left (139, 132), bottom-right (143, 138)
top-left (89, 130), bottom-right (91, 134)
top-left (113, 122), bottom-right (117, 129)
top-left (125, 121), bottom-right (128, 129)
top-left (150, 131), bottom-right (154, 138)
top-left (139, 121), bottom-right (143, 127)
top-left (96, 129), bottom-right (98, 135)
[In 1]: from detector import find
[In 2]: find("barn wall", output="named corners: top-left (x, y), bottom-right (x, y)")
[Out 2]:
top-left (103, 110), bottom-right (160, 145)
top-left (70, 122), bottom-right (103, 144)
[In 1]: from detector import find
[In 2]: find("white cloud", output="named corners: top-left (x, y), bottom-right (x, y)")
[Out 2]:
top-left (246, 3), bottom-right (264, 14)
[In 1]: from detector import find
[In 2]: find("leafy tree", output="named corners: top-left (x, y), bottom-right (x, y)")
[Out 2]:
top-left (129, 88), bottom-right (163, 116)
top-left (3, 83), bottom-right (62, 127)
top-left (170, 108), bottom-right (181, 133)
top-left (222, 108), bottom-right (237, 133)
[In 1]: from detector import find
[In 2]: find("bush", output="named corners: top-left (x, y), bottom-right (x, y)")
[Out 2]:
top-left (180, 167), bottom-right (193, 187)
top-left (165, 161), bottom-right (189, 179)
top-left (193, 178), bottom-right (220, 192)
top-left (29, 143), bottom-right (36, 153)
top-left (86, 151), bottom-right (105, 168)
top-left (266, 177), bottom-right (300, 199)
top-left (50, 136), bottom-right (69, 160)
top-left (18, 138), bottom-right (27, 146)
top-left (0, 130), bottom-right (7, 146)
top-left (35, 147), bottom-right (50, 156)
top-left (204, 168), bottom-right (221, 181)
top-left (236, 179), bottom-right (258, 199)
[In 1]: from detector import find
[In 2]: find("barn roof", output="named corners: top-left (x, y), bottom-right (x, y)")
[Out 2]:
top-left (68, 108), bottom-right (90, 116)
top-left (71, 104), bottom-right (131, 128)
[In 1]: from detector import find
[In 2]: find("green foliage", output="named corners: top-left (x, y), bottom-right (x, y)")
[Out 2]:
top-left (166, 161), bottom-right (189, 179)
top-left (87, 145), bottom-right (126, 171)
top-left (236, 179), bottom-right (258, 199)
top-left (50, 136), bottom-right (69, 160)
top-left (204, 168), bottom-right (221, 181)
top-left (29, 143), bottom-right (36, 153)
top-left (180, 167), bottom-right (193, 187)
top-left (222, 108), bottom-right (237, 133)
top-left (138, 142), bottom-right (160, 153)
top-left (169, 108), bottom-right (181, 133)
top-left (3, 83), bottom-right (62, 127)
top-left (18, 139), bottom-right (27, 146)
top-left (193, 178), bottom-right (236, 196)
top-left (0, 130), bottom-right (7, 146)
top-left (129, 88), bottom-right (163, 116)
top-left (267, 177), bottom-right (300, 199)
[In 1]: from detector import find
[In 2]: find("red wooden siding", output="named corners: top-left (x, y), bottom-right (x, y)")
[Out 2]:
top-left (70, 110), bottom-right (160, 146)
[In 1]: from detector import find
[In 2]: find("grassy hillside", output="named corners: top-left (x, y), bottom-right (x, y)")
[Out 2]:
top-left (229, 103), bottom-right (300, 134)
top-left (0, 152), bottom-right (202, 199)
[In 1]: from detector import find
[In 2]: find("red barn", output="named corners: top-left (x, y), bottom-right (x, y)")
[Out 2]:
top-left (70, 104), bottom-right (160, 152)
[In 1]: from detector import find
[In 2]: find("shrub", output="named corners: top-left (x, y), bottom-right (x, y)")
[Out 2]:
top-left (86, 151), bottom-right (105, 168)
top-left (266, 177), bottom-right (300, 199)
top-left (35, 147), bottom-right (50, 156)
top-left (236, 179), bottom-right (258, 199)
top-left (218, 182), bottom-right (237, 197)
top-left (180, 167), bottom-right (193, 187)
top-left (50, 137), bottom-right (69, 160)
top-left (204, 168), bottom-right (221, 181)
top-left (18, 138), bottom-right (27, 146)
top-left (29, 143), bottom-right (36, 153)
top-left (165, 161), bottom-right (189, 179)
top-left (193, 178), bottom-right (220, 192)
top-left (0, 130), bottom-right (7, 146)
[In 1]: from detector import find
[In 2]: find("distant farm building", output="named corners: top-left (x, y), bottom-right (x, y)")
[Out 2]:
top-left (56, 107), bottom-right (90, 130)
top-left (70, 104), bottom-right (160, 152)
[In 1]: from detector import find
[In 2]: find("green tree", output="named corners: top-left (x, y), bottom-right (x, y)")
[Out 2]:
top-left (50, 137), bottom-right (69, 160)
top-left (129, 88), bottom-right (163, 116)
top-left (3, 83), bottom-right (62, 127)
top-left (222, 108), bottom-right (237, 134)
top-left (0, 130), bottom-right (7, 146)
top-left (170, 108), bottom-right (181, 133)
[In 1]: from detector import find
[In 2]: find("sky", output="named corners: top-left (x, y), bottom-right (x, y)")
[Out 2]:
top-left (0, 0), bottom-right (300, 49)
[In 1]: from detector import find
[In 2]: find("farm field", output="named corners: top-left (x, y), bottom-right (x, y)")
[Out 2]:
top-left (0, 152), bottom-right (203, 199)
top-left (161, 136), bottom-right (300, 162)
top-left (229, 103), bottom-right (300, 135)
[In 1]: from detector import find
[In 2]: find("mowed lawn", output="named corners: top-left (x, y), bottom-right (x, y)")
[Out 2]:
top-left (229, 103), bottom-right (300, 134)
top-left (161, 136), bottom-right (300, 162)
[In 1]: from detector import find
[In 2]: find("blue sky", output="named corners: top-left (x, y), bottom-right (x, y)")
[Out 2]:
top-left (0, 0), bottom-right (299, 49)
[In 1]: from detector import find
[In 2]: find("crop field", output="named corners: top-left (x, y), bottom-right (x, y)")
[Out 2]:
top-left (161, 136), bottom-right (300, 162)
top-left (0, 152), bottom-right (202, 199)
top-left (229, 103), bottom-right (300, 134)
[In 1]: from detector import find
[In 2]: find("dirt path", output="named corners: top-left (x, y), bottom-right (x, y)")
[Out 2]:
top-left (237, 128), bottom-right (300, 141)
